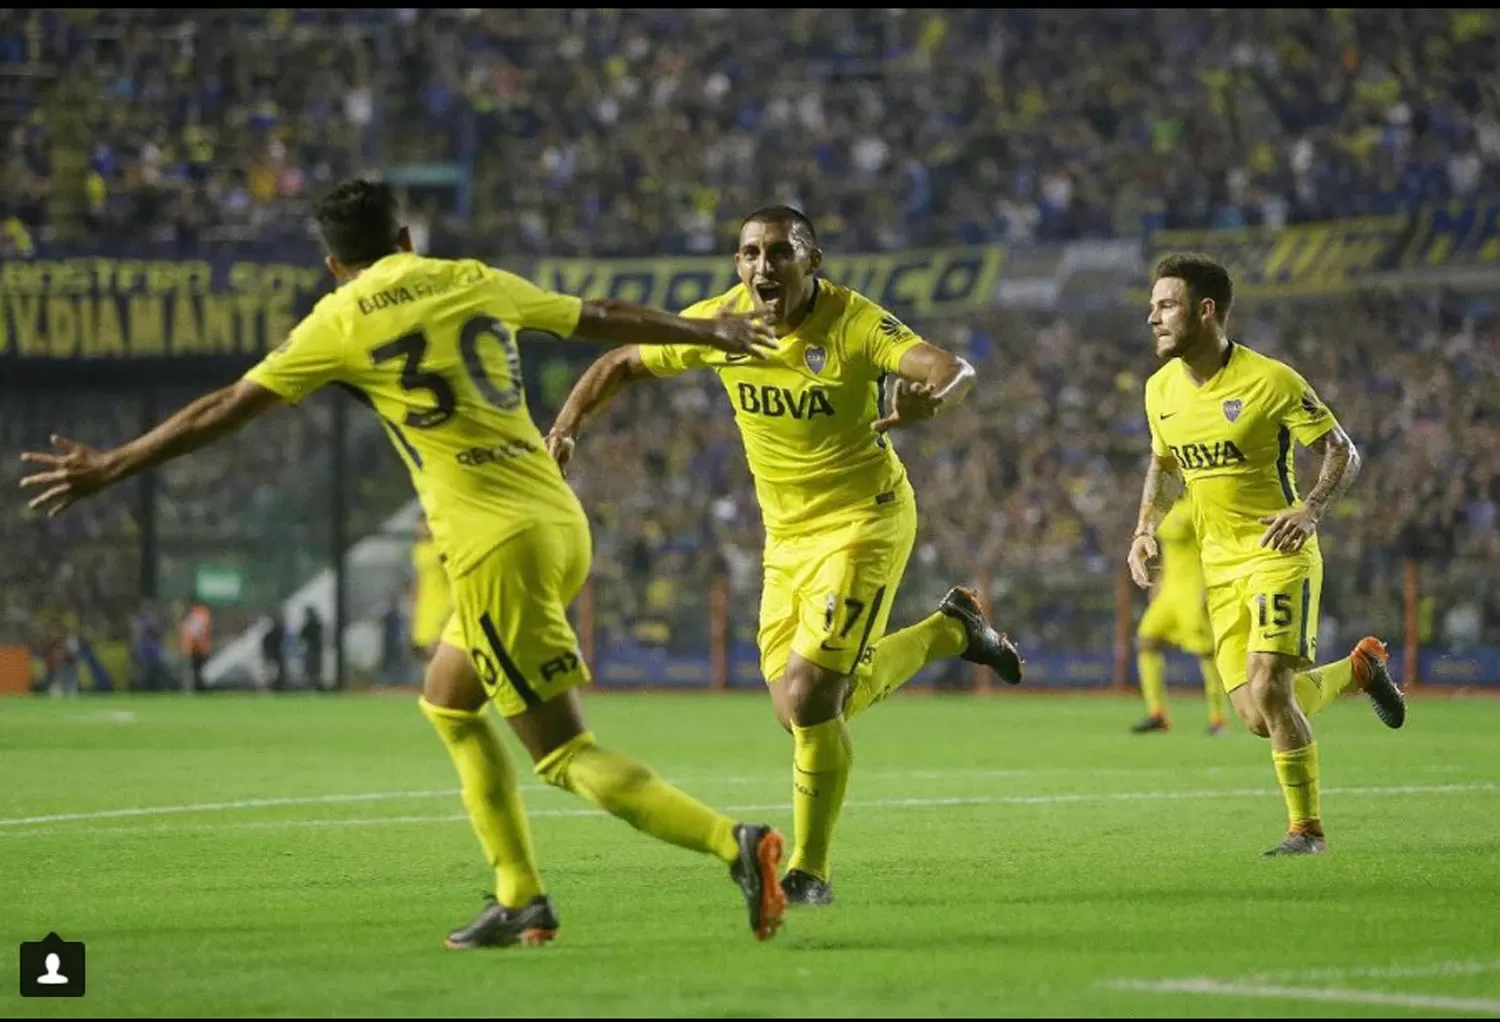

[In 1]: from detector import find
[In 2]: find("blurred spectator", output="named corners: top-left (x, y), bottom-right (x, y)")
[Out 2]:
top-left (300, 605), bottom-right (324, 689)
top-left (179, 597), bottom-right (212, 692)
top-left (260, 611), bottom-right (287, 691)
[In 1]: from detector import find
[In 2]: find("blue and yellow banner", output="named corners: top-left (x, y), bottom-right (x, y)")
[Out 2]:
top-left (4, 200), bottom-right (1495, 366)
top-left (533, 244), bottom-right (1007, 317)
top-left (1140, 200), bottom-right (1500, 298)
top-left (1142, 215), bottom-right (1407, 297)
top-left (1399, 200), bottom-right (1500, 270)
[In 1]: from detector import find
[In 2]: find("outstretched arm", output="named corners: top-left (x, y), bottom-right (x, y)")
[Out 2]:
top-left (572, 298), bottom-right (774, 355)
top-left (871, 341), bottom-right (976, 433)
top-left (20, 381), bottom-right (283, 516)
top-left (545, 346), bottom-right (656, 472)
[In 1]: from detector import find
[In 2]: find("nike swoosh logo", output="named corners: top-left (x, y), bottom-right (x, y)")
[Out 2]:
top-left (1159, 412), bottom-right (1177, 420)
top-left (819, 641), bottom-right (845, 652)
top-left (724, 353), bottom-right (752, 363)
top-left (1262, 631), bottom-right (1289, 639)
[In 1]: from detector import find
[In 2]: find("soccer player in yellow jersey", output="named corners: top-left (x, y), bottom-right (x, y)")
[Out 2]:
top-left (1127, 253), bottom-right (1407, 857)
top-left (20, 179), bottom-right (792, 946)
top-left (409, 513), bottom-right (452, 663)
top-left (1130, 494), bottom-right (1227, 735)
top-left (548, 207), bottom-right (1023, 905)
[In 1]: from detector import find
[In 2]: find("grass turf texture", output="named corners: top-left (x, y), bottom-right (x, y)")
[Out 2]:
top-left (4, 690), bottom-right (1499, 1018)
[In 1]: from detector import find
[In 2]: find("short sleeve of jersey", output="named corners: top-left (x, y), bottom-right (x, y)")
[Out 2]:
top-left (486, 265), bottom-right (582, 338)
top-left (636, 295), bottom-right (719, 379)
top-left (1144, 377), bottom-right (1169, 458)
top-left (1275, 365), bottom-right (1339, 448)
top-left (243, 300), bottom-right (347, 405)
top-left (846, 297), bottom-right (924, 373)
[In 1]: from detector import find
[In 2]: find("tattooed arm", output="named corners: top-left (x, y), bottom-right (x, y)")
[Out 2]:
top-left (1301, 427), bottom-right (1362, 519)
top-left (1127, 454), bottom-right (1184, 589)
top-left (1259, 425), bottom-right (1361, 554)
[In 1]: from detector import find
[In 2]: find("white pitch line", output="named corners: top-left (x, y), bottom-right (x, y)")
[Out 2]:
top-left (1106, 978), bottom-right (1500, 1016)
top-left (0, 789), bottom-right (459, 827)
top-left (1, 782), bottom-right (1496, 839)
top-left (1246, 961), bottom-right (1500, 983)
top-left (0, 765), bottom-right (1261, 829)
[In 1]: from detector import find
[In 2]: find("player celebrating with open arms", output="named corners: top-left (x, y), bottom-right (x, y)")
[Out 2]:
top-left (21, 179), bottom-right (792, 948)
top-left (1127, 252), bottom-right (1407, 856)
top-left (548, 206), bottom-right (1023, 905)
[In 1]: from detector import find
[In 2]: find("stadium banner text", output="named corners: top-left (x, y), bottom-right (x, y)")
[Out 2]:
top-left (532, 244), bottom-right (1008, 317)
top-left (0, 258), bottom-right (328, 363)
top-left (1137, 200), bottom-right (1500, 298)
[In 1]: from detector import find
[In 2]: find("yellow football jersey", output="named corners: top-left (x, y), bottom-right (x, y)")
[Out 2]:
top-left (245, 252), bottom-right (586, 577)
top-left (637, 280), bottom-right (924, 535)
top-left (1145, 341), bottom-right (1339, 587)
top-left (1154, 497), bottom-right (1204, 597)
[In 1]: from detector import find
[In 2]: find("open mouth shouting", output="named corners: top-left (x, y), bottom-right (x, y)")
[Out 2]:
top-left (754, 280), bottom-right (782, 314)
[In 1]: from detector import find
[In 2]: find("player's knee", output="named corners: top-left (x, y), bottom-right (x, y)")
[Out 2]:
top-left (1227, 686), bottom-right (1270, 737)
top-left (532, 731), bottom-right (597, 791)
top-left (766, 677), bottom-right (795, 733)
top-left (772, 701), bottom-right (794, 734)
top-left (1237, 707), bottom-right (1271, 739)
top-left (422, 643), bottom-right (487, 712)
top-left (783, 658), bottom-right (849, 728)
top-left (1138, 636), bottom-right (1163, 653)
top-left (1248, 669), bottom-right (1294, 715)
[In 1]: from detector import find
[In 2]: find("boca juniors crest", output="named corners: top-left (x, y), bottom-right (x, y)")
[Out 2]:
top-left (1222, 399), bottom-right (1243, 422)
top-left (805, 346), bottom-right (827, 374)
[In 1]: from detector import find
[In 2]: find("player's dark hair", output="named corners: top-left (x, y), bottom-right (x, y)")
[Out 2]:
top-left (742, 205), bottom-right (818, 249)
top-left (313, 179), bottom-right (402, 268)
top-left (1153, 252), bottom-right (1234, 325)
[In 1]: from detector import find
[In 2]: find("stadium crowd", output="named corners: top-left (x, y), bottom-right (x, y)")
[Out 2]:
top-left (3, 9), bottom-right (1498, 688)
top-left (4, 9), bottom-right (1500, 255)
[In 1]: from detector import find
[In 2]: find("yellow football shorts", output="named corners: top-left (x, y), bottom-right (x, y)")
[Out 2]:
top-left (758, 494), bottom-right (917, 683)
top-left (1138, 587), bottom-right (1214, 656)
top-left (1205, 556), bottom-right (1323, 693)
top-left (440, 517), bottom-right (593, 717)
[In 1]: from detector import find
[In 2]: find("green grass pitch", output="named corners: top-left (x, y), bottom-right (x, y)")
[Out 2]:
top-left (4, 690), bottom-right (1499, 1018)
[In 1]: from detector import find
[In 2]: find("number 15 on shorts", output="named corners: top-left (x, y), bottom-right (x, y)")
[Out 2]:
top-left (1256, 593), bottom-right (1293, 633)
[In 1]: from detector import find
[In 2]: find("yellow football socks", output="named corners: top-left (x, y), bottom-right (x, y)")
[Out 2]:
top-left (845, 613), bottom-right (966, 720)
top-left (1272, 742), bottom-right (1321, 830)
top-left (786, 717), bottom-right (854, 881)
top-left (419, 698), bottom-right (544, 908)
top-left (1199, 657), bottom-right (1226, 726)
top-left (534, 732), bottom-right (739, 864)
top-left (1294, 657), bottom-right (1356, 715)
top-left (1138, 648), bottom-right (1168, 718)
